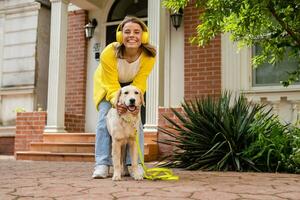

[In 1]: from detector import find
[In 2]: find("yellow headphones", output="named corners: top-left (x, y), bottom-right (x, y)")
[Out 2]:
top-left (116, 20), bottom-right (149, 44)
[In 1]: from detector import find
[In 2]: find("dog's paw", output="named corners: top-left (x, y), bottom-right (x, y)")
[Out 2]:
top-left (132, 172), bottom-right (143, 181)
top-left (112, 174), bottom-right (122, 181)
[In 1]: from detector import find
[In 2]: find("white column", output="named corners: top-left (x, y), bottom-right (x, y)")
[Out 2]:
top-left (44, 0), bottom-right (69, 133)
top-left (0, 14), bottom-right (3, 121)
top-left (145, 0), bottom-right (161, 132)
top-left (0, 14), bottom-right (4, 92)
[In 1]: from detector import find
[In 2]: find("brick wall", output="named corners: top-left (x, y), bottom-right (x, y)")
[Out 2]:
top-left (15, 112), bottom-right (47, 152)
top-left (0, 137), bottom-right (14, 155)
top-left (157, 0), bottom-right (221, 156)
top-left (184, 0), bottom-right (221, 100)
top-left (65, 9), bottom-right (88, 132)
top-left (158, 107), bottom-right (184, 157)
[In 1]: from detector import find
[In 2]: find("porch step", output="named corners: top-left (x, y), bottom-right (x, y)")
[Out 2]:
top-left (16, 151), bottom-right (94, 162)
top-left (16, 132), bottom-right (158, 162)
top-left (43, 133), bottom-right (95, 143)
top-left (30, 142), bottom-right (94, 153)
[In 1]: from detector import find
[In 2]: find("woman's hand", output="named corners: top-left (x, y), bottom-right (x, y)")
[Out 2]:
top-left (116, 103), bottom-right (127, 115)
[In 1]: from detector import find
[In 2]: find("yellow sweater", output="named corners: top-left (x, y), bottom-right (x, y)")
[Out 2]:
top-left (93, 42), bottom-right (156, 110)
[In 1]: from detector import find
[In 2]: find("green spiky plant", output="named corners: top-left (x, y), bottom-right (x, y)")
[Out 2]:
top-left (158, 92), bottom-right (267, 171)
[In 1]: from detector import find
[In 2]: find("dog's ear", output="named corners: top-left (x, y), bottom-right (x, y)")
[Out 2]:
top-left (113, 88), bottom-right (122, 108)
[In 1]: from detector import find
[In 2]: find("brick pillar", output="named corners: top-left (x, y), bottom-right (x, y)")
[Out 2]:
top-left (15, 112), bottom-right (47, 153)
top-left (0, 137), bottom-right (15, 155)
top-left (158, 107), bottom-right (184, 157)
top-left (65, 10), bottom-right (88, 132)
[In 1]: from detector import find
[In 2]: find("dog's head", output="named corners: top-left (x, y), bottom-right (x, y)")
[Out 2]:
top-left (114, 85), bottom-right (145, 112)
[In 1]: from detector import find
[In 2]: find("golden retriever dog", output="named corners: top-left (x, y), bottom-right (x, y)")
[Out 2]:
top-left (106, 85), bottom-right (144, 181)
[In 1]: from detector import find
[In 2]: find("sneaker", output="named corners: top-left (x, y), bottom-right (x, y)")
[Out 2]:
top-left (92, 165), bottom-right (109, 178)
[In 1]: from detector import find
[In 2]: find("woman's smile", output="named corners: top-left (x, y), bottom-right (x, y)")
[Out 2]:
top-left (122, 22), bottom-right (142, 49)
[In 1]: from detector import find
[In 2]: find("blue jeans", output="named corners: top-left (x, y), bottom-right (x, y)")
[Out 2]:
top-left (95, 100), bottom-right (144, 166)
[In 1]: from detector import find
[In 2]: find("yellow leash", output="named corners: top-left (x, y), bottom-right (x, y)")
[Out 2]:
top-left (135, 130), bottom-right (179, 181)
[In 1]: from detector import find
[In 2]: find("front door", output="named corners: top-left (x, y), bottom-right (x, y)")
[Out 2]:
top-left (85, 0), bottom-right (148, 131)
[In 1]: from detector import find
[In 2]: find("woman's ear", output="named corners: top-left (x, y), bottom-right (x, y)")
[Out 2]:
top-left (113, 88), bottom-right (122, 108)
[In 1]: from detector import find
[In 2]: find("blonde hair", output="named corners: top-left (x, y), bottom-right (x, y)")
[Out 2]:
top-left (115, 16), bottom-right (156, 58)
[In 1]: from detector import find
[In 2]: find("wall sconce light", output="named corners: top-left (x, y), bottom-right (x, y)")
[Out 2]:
top-left (170, 9), bottom-right (183, 30)
top-left (84, 18), bottom-right (98, 39)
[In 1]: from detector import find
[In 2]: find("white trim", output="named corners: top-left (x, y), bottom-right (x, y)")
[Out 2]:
top-left (100, 0), bottom-right (114, 51)
top-left (0, 126), bottom-right (15, 137)
top-left (0, 2), bottom-right (41, 15)
top-left (0, 14), bottom-right (4, 93)
top-left (5, 10), bottom-right (38, 19)
top-left (68, 3), bottom-right (81, 11)
top-left (104, 17), bottom-right (148, 26)
top-left (243, 91), bottom-right (300, 103)
top-left (244, 86), bottom-right (300, 93)
top-left (50, 0), bottom-right (69, 4)
top-left (144, 0), bottom-right (161, 132)
top-left (0, 86), bottom-right (35, 95)
top-left (3, 41), bottom-right (37, 48)
top-left (163, 10), bottom-right (171, 107)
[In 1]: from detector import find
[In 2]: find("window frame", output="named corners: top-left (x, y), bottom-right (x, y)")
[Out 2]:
top-left (251, 46), bottom-right (300, 88)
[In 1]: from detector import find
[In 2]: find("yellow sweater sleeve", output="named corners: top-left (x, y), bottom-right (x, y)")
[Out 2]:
top-left (100, 44), bottom-right (120, 105)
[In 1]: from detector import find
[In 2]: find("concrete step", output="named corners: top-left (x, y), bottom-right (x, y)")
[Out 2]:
top-left (43, 132), bottom-right (157, 144)
top-left (30, 142), bottom-right (94, 153)
top-left (16, 147), bottom-right (157, 162)
top-left (16, 132), bottom-right (158, 162)
top-left (16, 142), bottom-right (157, 162)
top-left (43, 133), bottom-right (95, 143)
top-left (16, 151), bottom-right (94, 162)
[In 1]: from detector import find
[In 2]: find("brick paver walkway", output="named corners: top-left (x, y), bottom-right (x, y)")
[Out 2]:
top-left (0, 158), bottom-right (299, 200)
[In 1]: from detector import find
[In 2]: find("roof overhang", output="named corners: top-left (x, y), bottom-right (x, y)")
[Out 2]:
top-left (70, 0), bottom-right (108, 10)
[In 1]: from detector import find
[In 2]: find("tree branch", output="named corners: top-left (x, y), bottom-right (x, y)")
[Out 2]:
top-left (267, 2), bottom-right (300, 47)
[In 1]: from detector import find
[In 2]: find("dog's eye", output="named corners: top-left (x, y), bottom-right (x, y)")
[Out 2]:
top-left (124, 91), bottom-right (129, 95)
top-left (134, 91), bottom-right (139, 95)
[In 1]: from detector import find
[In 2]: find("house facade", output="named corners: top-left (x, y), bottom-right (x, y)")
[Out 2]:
top-left (0, 0), bottom-right (299, 157)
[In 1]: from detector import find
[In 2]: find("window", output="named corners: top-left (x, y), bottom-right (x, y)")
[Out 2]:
top-left (252, 46), bottom-right (299, 86)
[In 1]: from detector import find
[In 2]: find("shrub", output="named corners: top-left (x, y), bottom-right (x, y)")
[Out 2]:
top-left (158, 92), bottom-right (300, 173)
top-left (285, 126), bottom-right (300, 173)
top-left (158, 92), bottom-right (265, 171)
top-left (243, 113), bottom-right (294, 172)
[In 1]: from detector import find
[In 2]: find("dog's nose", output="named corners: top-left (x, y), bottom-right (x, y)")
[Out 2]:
top-left (129, 98), bottom-right (135, 105)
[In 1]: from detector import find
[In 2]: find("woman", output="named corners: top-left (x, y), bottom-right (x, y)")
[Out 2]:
top-left (92, 16), bottom-right (156, 178)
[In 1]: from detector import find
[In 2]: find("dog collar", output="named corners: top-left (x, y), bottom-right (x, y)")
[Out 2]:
top-left (120, 115), bottom-right (138, 127)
